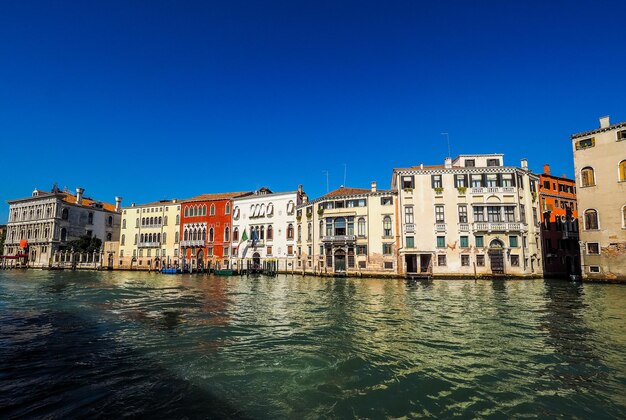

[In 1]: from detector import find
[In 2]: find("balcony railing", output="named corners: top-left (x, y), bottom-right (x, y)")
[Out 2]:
top-left (180, 239), bottom-right (205, 247)
top-left (435, 223), bottom-right (446, 232)
top-left (322, 235), bottom-right (356, 243)
top-left (247, 239), bottom-right (265, 247)
top-left (473, 222), bottom-right (524, 232)
top-left (138, 241), bottom-right (161, 248)
top-left (470, 186), bottom-right (516, 194)
top-left (458, 223), bottom-right (470, 232)
top-left (404, 223), bottom-right (415, 233)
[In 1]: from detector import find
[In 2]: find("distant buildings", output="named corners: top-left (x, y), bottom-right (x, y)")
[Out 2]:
top-left (3, 186), bottom-right (121, 268)
top-left (392, 154), bottom-right (542, 278)
top-left (538, 164), bottom-right (580, 277)
top-left (571, 116), bottom-right (626, 281)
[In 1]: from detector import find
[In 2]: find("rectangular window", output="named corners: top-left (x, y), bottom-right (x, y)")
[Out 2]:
top-left (476, 255), bottom-right (485, 266)
top-left (431, 174), bottom-right (443, 188)
top-left (224, 247), bottom-right (230, 257)
top-left (435, 205), bottom-right (445, 222)
top-left (587, 243), bottom-right (600, 254)
top-left (504, 206), bottom-right (515, 222)
top-left (437, 255), bottom-right (447, 266)
top-left (406, 236), bottom-right (414, 248)
top-left (520, 205), bottom-right (526, 223)
top-left (589, 266), bottom-right (600, 273)
top-left (509, 235), bottom-right (518, 247)
top-left (475, 235), bottom-right (484, 248)
top-left (402, 176), bottom-right (415, 189)
top-left (486, 174), bottom-right (498, 187)
top-left (460, 236), bottom-right (469, 248)
top-left (473, 206), bottom-right (485, 222)
top-left (357, 245), bottom-right (367, 255)
top-left (381, 197), bottom-right (393, 205)
top-left (465, 159), bottom-right (475, 167)
top-left (382, 243), bottom-right (393, 255)
top-left (502, 174), bottom-right (513, 187)
top-left (287, 245), bottom-right (293, 255)
top-left (436, 236), bottom-right (446, 248)
top-left (139, 249), bottom-right (143, 257)
top-left (358, 261), bottom-right (366, 269)
top-left (454, 174), bottom-right (467, 188)
top-left (461, 255), bottom-right (470, 266)
top-left (405, 206), bottom-right (414, 224)
top-left (384, 261), bottom-right (394, 270)
top-left (618, 130), bottom-right (626, 141)
top-left (575, 137), bottom-right (595, 150)
top-left (470, 174), bottom-right (483, 187)
top-left (487, 206), bottom-right (501, 222)
top-left (458, 205), bottom-right (468, 223)
top-left (487, 158), bottom-right (499, 167)
top-left (208, 247), bottom-right (213, 256)
top-left (511, 255), bottom-right (520, 266)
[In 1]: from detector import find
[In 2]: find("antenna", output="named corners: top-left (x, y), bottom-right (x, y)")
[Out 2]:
top-left (322, 170), bottom-right (329, 193)
top-left (441, 132), bottom-right (451, 159)
top-left (343, 164), bottom-right (347, 187)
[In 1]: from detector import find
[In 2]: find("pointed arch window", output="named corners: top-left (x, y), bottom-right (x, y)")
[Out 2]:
top-left (225, 227), bottom-right (230, 242)
top-left (184, 230), bottom-right (189, 241)
top-left (122, 219), bottom-right (126, 229)
top-left (581, 167), bottom-right (595, 187)
top-left (209, 228), bottom-right (214, 242)
top-left (383, 216), bottom-right (392, 236)
top-left (225, 203), bottom-right (230, 215)
top-left (210, 204), bottom-right (215, 216)
top-left (267, 225), bottom-right (273, 240)
top-left (358, 217), bottom-right (366, 237)
top-left (287, 224), bottom-right (294, 240)
top-left (584, 209), bottom-right (599, 230)
top-left (233, 227), bottom-right (239, 242)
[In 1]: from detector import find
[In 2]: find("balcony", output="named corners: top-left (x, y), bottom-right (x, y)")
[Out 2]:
top-left (180, 240), bottom-right (205, 247)
top-left (247, 239), bottom-right (265, 247)
top-left (435, 223), bottom-right (447, 232)
top-left (404, 223), bottom-right (415, 233)
top-left (473, 222), bottom-right (525, 232)
top-left (458, 223), bottom-right (470, 232)
top-left (138, 241), bottom-right (161, 248)
top-left (470, 187), bottom-right (516, 194)
top-left (322, 235), bottom-right (356, 243)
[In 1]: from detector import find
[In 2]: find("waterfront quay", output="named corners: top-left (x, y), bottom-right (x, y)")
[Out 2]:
top-left (1, 270), bottom-right (625, 418)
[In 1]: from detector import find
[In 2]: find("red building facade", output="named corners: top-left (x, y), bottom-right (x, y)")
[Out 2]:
top-left (180, 192), bottom-right (251, 271)
top-left (538, 164), bottom-right (581, 277)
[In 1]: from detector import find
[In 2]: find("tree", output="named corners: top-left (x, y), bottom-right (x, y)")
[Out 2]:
top-left (66, 234), bottom-right (102, 253)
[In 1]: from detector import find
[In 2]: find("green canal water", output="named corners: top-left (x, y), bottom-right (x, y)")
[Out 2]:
top-left (1, 270), bottom-right (625, 418)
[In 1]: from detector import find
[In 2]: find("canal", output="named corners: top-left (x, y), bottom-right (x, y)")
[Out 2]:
top-left (1, 270), bottom-right (625, 418)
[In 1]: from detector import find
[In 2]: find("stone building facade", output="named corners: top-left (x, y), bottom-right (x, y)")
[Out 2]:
top-left (296, 184), bottom-right (399, 276)
top-left (3, 186), bottom-right (121, 268)
top-left (571, 116), bottom-right (626, 281)
top-left (392, 155), bottom-right (543, 278)
top-left (230, 186), bottom-right (306, 272)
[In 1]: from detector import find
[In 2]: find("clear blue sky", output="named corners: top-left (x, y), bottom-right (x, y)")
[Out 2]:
top-left (1, 0), bottom-right (625, 223)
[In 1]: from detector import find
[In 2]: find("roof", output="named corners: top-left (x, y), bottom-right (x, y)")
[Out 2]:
top-left (60, 192), bottom-right (117, 212)
top-left (182, 191), bottom-right (253, 203)
top-left (571, 120), bottom-right (626, 139)
top-left (124, 199), bottom-right (180, 209)
top-left (322, 187), bottom-right (371, 198)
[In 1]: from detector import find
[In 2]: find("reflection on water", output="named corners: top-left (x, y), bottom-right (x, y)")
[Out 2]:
top-left (1, 270), bottom-right (625, 418)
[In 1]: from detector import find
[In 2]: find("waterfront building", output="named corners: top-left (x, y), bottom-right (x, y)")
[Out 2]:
top-left (3, 186), bottom-right (121, 268)
top-left (180, 192), bottom-right (252, 271)
top-left (571, 116), bottom-right (626, 281)
top-left (392, 155), bottom-right (543, 278)
top-left (538, 164), bottom-right (581, 277)
top-left (117, 199), bottom-right (182, 270)
top-left (296, 184), bottom-right (399, 276)
top-left (230, 186), bottom-right (307, 272)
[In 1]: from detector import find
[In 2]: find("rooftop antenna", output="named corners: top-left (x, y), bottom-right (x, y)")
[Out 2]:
top-left (343, 164), bottom-right (347, 187)
top-left (322, 170), bottom-right (329, 193)
top-left (441, 132), bottom-right (451, 159)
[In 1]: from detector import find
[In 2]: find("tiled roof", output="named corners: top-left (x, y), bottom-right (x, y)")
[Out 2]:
top-left (183, 191), bottom-right (253, 203)
top-left (60, 193), bottom-right (117, 212)
top-left (322, 187), bottom-right (372, 198)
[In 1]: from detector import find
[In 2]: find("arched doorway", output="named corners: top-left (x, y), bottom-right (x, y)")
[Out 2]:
top-left (334, 249), bottom-right (346, 272)
top-left (197, 250), bottom-right (204, 270)
top-left (252, 252), bottom-right (261, 269)
top-left (488, 239), bottom-right (505, 274)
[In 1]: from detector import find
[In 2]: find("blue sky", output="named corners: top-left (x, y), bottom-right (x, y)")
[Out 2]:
top-left (1, 0), bottom-right (625, 223)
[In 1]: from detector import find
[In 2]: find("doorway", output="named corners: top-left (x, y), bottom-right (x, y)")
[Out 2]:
top-left (334, 249), bottom-right (346, 272)
top-left (419, 254), bottom-right (432, 273)
top-left (488, 239), bottom-right (505, 274)
top-left (405, 254), bottom-right (417, 273)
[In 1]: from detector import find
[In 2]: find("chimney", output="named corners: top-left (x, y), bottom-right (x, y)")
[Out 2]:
top-left (420, 163), bottom-right (424, 169)
top-left (115, 196), bottom-right (122, 212)
top-left (131, 202), bottom-right (136, 207)
top-left (520, 159), bottom-right (528, 169)
top-left (444, 157), bottom-right (452, 169)
top-left (599, 115), bottom-right (610, 128)
top-left (76, 187), bottom-right (85, 205)
top-left (297, 184), bottom-right (303, 195)
top-left (543, 164), bottom-right (550, 175)
top-left (371, 181), bottom-right (377, 192)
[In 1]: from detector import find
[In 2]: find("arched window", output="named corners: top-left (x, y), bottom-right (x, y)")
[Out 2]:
top-left (584, 209), bottom-right (599, 230)
top-left (61, 208), bottom-right (69, 220)
top-left (108, 216), bottom-right (113, 226)
top-left (619, 160), bottom-right (626, 182)
top-left (121, 234), bottom-right (125, 245)
top-left (141, 233), bottom-right (145, 242)
top-left (202, 228), bottom-right (206, 241)
top-left (134, 234), bottom-right (138, 245)
top-left (287, 201), bottom-right (295, 215)
top-left (358, 217), bottom-right (366, 236)
top-left (192, 229), bottom-right (197, 241)
top-left (267, 225), bottom-right (273, 240)
top-left (88, 212), bottom-right (94, 224)
top-left (209, 228), bottom-right (214, 242)
top-left (164, 216), bottom-right (168, 226)
top-left (106, 232), bottom-right (112, 241)
top-left (225, 203), bottom-right (230, 214)
top-left (287, 224), bottom-right (294, 239)
top-left (383, 216), bottom-right (392, 236)
top-left (157, 233), bottom-right (161, 243)
top-left (233, 227), bottom-right (239, 242)
top-left (210, 204), bottom-right (215, 216)
top-left (581, 167), bottom-right (595, 187)
top-left (184, 230), bottom-right (189, 241)
top-left (307, 222), bottom-right (312, 240)
top-left (163, 233), bottom-right (167, 244)
top-left (122, 219), bottom-right (126, 229)
top-left (255, 226), bottom-right (260, 240)
top-left (136, 218), bottom-right (139, 228)
top-left (225, 227), bottom-right (230, 242)
top-left (622, 205), bottom-right (626, 229)
top-left (158, 217), bottom-right (162, 225)
top-left (184, 208), bottom-right (189, 217)
top-left (297, 225), bottom-right (302, 241)
top-left (61, 228), bottom-right (67, 241)
top-left (176, 215), bottom-right (180, 225)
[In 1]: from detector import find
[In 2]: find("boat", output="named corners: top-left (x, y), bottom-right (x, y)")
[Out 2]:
top-left (214, 269), bottom-right (235, 276)
top-left (161, 268), bottom-right (179, 274)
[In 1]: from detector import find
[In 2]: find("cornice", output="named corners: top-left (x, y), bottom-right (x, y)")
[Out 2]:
top-left (570, 121), bottom-right (626, 139)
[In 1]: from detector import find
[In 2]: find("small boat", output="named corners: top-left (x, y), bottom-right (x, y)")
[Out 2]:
top-left (214, 269), bottom-right (235, 276)
top-left (161, 268), bottom-right (179, 274)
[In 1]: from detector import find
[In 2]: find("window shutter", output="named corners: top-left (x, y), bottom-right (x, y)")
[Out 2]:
top-left (431, 175), bottom-right (436, 188)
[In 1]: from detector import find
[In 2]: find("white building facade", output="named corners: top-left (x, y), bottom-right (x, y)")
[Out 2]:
top-left (3, 186), bottom-right (121, 268)
top-left (230, 186), bottom-right (306, 272)
top-left (392, 155), bottom-right (543, 278)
